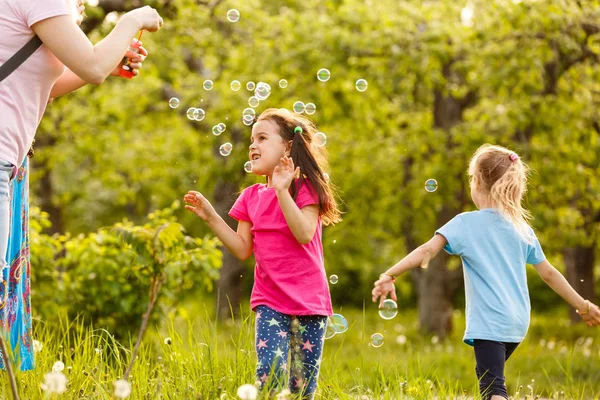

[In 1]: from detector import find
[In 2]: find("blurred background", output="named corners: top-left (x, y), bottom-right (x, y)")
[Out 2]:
top-left (30, 0), bottom-right (599, 345)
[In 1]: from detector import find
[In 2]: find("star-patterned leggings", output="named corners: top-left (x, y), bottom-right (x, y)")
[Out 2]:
top-left (255, 305), bottom-right (327, 398)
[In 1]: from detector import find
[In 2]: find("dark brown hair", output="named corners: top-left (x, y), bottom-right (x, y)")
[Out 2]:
top-left (257, 108), bottom-right (342, 225)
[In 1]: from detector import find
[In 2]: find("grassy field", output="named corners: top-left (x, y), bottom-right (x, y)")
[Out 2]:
top-left (1, 304), bottom-right (599, 399)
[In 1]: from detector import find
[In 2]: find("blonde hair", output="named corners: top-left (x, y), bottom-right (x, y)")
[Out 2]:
top-left (256, 108), bottom-right (342, 226)
top-left (468, 144), bottom-right (533, 241)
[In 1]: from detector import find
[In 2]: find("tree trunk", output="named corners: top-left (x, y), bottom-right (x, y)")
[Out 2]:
top-left (413, 60), bottom-right (476, 337)
top-left (563, 246), bottom-right (596, 322)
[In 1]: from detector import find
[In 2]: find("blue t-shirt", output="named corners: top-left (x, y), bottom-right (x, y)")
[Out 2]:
top-left (436, 209), bottom-right (545, 345)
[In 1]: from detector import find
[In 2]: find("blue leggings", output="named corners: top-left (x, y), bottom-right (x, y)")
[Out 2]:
top-left (255, 305), bottom-right (327, 398)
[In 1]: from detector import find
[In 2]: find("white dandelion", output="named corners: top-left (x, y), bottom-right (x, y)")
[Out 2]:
top-left (52, 361), bottom-right (65, 372)
top-left (113, 379), bottom-right (132, 398)
top-left (41, 371), bottom-right (67, 394)
top-left (237, 383), bottom-right (258, 400)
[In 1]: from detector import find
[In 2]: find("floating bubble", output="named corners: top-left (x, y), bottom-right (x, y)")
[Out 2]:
top-left (425, 179), bottom-right (438, 193)
top-left (329, 275), bottom-right (338, 284)
top-left (243, 114), bottom-right (254, 126)
top-left (356, 79), bottom-right (368, 92)
top-left (370, 333), bottom-right (384, 348)
top-left (186, 107), bottom-right (197, 120)
top-left (218, 123), bottom-right (226, 132)
top-left (255, 82), bottom-right (271, 100)
top-left (244, 161), bottom-right (253, 173)
top-left (279, 79), bottom-right (288, 88)
top-left (324, 320), bottom-right (336, 340)
top-left (246, 81), bottom-right (256, 91)
top-left (219, 142), bottom-right (233, 157)
top-left (243, 108), bottom-right (256, 117)
top-left (230, 80), bottom-right (241, 91)
top-left (305, 103), bottom-right (317, 115)
top-left (317, 68), bottom-right (331, 82)
top-left (293, 101), bottom-right (305, 113)
top-left (194, 108), bottom-right (206, 121)
top-left (203, 80), bottom-right (214, 91)
top-left (330, 314), bottom-right (348, 334)
top-left (314, 132), bottom-right (327, 147)
top-left (212, 125), bottom-right (222, 136)
top-left (168, 97), bottom-right (180, 109)
top-left (248, 96), bottom-right (260, 108)
top-left (379, 299), bottom-right (398, 320)
top-left (226, 9), bottom-right (240, 23)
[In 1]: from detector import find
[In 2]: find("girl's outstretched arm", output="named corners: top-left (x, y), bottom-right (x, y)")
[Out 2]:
top-left (184, 191), bottom-right (253, 260)
top-left (534, 260), bottom-right (600, 327)
top-left (372, 234), bottom-right (447, 307)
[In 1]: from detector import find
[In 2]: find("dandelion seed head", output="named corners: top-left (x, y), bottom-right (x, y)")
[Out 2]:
top-left (41, 371), bottom-right (67, 394)
top-left (114, 379), bottom-right (132, 398)
top-left (52, 361), bottom-right (65, 372)
top-left (236, 383), bottom-right (258, 400)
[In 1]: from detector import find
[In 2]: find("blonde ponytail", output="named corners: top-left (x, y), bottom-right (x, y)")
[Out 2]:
top-left (469, 144), bottom-right (533, 242)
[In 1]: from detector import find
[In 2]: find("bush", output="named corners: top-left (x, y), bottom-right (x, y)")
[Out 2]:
top-left (30, 203), bottom-right (222, 339)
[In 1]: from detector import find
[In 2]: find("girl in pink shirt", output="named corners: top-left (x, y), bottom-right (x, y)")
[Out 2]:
top-left (184, 108), bottom-right (342, 398)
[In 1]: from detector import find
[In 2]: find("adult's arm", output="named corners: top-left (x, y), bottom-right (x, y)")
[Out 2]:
top-left (32, 7), bottom-right (161, 85)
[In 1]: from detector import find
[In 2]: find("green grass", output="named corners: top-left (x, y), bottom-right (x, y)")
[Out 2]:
top-left (1, 304), bottom-right (599, 399)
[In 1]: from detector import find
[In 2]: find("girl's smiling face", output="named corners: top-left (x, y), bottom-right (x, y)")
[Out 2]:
top-left (249, 120), bottom-right (289, 178)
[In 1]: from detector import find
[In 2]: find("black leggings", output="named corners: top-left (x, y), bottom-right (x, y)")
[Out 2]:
top-left (473, 340), bottom-right (520, 399)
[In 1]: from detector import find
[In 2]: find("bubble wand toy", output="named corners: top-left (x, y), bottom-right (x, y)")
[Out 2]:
top-left (119, 31), bottom-right (144, 79)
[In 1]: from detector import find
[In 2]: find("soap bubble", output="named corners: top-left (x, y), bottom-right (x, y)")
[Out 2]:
top-left (193, 108), bottom-right (205, 121)
top-left (305, 103), bottom-right (316, 115)
top-left (317, 68), bottom-right (331, 82)
top-left (329, 275), bottom-right (338, 284)
top-left (218, 123), bottom-right (226, 132)
top-left (293, 101), bottom-right (305, 113)
top-left (330, 314), bottom-right (348, 334)
top-left (212, 125), bottom-right (222, 136)
top-left (355, 79), bottom-right (368, 92)
top-left (254, 82), bottom-right (271, 100)
top-left (203, 80), bottom-right (214, 90)
top-left (246, 81), bottom-right (256, 91)
top-left (425, 179), bottom-right (438, 193)
top-left (243, 114), bottom-right (254, 126)
top-left (186, 108), bottom-right (197, 120)
top-left (314, 132), bottom-right (327, 147)
top-left (168, 97), bottom-right (180, 108)
top-left (248, 96), bottom-right (260, 108)
top-left (226, 9), bottom-right (240, 23)
top-left (324, 321), bottom-right (336, 340)
top-left (219, 142), bottom-right (233, 156)
top-left (378, 299), bottom-right (398, 320)
top-left (230, 80), bottom-right (241, 91)
top-left (243, 108), bottom-right (256, 117)
top-left (279, 79), bottom-right (288, 88)
top-left (370, 333), bottom-right (384, 348)
top-left (244, 161), bottom-right (253, 173)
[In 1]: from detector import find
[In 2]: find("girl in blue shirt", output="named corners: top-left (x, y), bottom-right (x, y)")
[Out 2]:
top-left (372, 144), bottom-right (600, 400)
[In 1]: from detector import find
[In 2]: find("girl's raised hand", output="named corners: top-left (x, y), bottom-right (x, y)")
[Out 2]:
top-left (272, 156), bottom-right (299, 193)
top-left (578, 301), bottom-right (600, 327)
top-left (183, 191), bottom-right (218, 222)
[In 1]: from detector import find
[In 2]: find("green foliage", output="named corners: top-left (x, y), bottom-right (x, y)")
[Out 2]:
top-left (30, 203), bottom-right (222, 339)
top-left (32, 0), bottom-right (600, 309)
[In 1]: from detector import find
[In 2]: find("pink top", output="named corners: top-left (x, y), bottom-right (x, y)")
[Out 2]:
top-left (229, 181), bottom-right (333, 316)
top-left (0, 0), bottom-right (71, 167)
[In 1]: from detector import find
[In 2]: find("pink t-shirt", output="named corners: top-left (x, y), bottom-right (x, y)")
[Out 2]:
top-left (0, 0), bottom-right (71, 167)
top-left (229, 181), bottom-right (333, 316)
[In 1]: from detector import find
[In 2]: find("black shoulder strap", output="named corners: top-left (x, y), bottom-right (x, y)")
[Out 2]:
top-left (0, 35), bottom-right (43, 83)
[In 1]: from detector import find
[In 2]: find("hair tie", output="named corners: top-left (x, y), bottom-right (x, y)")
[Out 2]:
top-left (509, 153), bottom-right (518, 162)
top-left (293, 126), bottom-right (303, 135)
